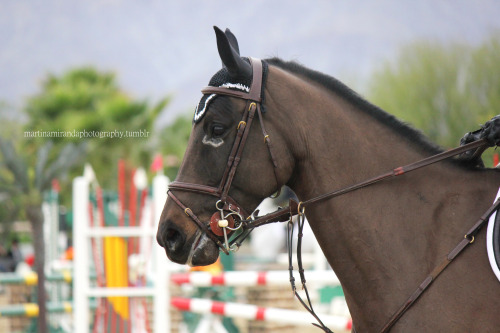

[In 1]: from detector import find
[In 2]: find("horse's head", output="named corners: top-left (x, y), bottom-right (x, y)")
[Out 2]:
top-left (157, 27), bottom-right (295, 266)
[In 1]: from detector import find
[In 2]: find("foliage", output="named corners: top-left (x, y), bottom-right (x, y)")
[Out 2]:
top-left (158, 114), bottom-right (193, 179)
top-left (0, 135), bottom-right (85, 223)
top-left (23, 67), bottom-right (168, 188)
top-left (368, 34), bottom-right (500, 157)
top-left (0, 135), bottom-right (85, 333)
top-left (0, 116), bottom-right (25, 240)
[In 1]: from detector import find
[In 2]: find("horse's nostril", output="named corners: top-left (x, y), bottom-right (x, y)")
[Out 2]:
top-left (165, 227), bottom-right (185, 253)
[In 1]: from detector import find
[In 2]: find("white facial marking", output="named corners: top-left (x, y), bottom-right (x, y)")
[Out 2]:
top-left (202, 134), bottom-right (224, 148)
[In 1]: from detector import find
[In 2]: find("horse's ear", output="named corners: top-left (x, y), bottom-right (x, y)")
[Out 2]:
top-left (224, 28), bottom-right (240, 55)
top-left (214, 26), bottom-right (252, 80)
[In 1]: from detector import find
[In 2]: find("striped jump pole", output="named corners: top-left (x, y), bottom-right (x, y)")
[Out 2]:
top-left (171, 297), bottom-right (352, 331)
top-left (0, 301), bottom-right (97, 317)
top-left (171, 270), bottom-right (340, 287)
top-left (0, 271), bottom-right (96, 285)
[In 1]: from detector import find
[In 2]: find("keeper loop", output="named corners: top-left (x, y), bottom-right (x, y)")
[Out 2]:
top-left (297, 202), bottom-right (305, 215)
top-left (237, 121), bottom-right (246, 130)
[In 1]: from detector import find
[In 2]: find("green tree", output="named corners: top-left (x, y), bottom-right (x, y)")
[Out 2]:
top-left (0, 112), bottom-right (24, 242)
top-left (369, 34), bottom-right (500, 156)
top-left (158, 114), bottom-right (192, 179)
top-left (24, 67), bottom-right (168, 188)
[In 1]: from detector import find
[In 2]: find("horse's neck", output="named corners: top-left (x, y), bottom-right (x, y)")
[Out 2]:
top-left (280, 78), bottom-right (500, 328)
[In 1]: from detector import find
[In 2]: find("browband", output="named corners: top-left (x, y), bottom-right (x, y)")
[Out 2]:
top-left (201, 57), bottom-right (263, 102)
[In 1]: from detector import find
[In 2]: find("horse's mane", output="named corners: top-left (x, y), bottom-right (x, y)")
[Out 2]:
top-left (265, 57), bottom-right (444, 156)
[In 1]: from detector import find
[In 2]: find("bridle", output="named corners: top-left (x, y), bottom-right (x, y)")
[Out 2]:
top-left (167, 57), bottom-right (499, 332)
top-left (167, 57), bottom-right (279, 255)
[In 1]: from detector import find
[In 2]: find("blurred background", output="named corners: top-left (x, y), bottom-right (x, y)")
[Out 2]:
top-left (1, 1), bottom-right (500, 332)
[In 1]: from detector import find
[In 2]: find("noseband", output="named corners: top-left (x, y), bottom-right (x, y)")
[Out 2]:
top-left (167, 58), bottom-right (279, 254)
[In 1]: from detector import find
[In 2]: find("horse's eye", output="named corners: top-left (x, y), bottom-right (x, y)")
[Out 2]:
top-left (211, 124), bottom-right (226, 138)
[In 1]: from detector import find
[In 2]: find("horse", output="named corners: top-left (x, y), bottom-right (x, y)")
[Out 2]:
top-left (157, 27), bottom-right (500, 332)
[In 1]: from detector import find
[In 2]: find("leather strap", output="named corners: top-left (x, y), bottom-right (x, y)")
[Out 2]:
top-left (168, 181), bottom-right (250, 218)
top-left (256, 101), bottom-right (279, 170)
top-left (217, 105), bottom-right (251, 194)
top-left (168, 181), bottom-right (219, 196)
top-left (201, 57), bottom-right (263, 102)
top-left (201, 87), bottom-right (255, 100)
top-left (167, 190), bottom-right (228, 254)
top-left (302, 138), bottom-right (489, 208)
top-left (244, 138), bottom-right (489, 230)
top-left (379, 196), bottom-right (500, 332)
top-left (220, 102), bottom-right (257, 203)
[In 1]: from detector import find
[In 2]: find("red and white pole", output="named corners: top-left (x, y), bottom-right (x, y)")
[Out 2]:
top-left (171, 297), bottom-right (352, 331)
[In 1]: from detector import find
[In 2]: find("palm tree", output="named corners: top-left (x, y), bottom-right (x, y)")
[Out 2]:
top-left (0, 138), bottom-right (84, 333)
top-left (23, 66), bottom-right (168, 191)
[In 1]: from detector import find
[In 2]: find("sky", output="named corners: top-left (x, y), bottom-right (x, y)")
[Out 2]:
top-left (1, 0), bottom-right (500, 126)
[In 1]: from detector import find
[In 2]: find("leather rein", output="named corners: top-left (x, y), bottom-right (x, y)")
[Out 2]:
top-left (168, 57), bottom-right (498, 332)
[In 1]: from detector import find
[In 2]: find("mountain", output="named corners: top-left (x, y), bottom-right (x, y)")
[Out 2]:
top-left (1, 0), bottom-right (500, 126)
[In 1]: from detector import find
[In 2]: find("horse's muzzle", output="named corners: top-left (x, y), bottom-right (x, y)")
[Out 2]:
top-left (157, 220), bottom-right (219, 266)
